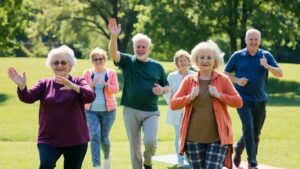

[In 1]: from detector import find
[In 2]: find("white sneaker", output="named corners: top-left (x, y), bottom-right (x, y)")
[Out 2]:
top-left (94, 165), bottom-right (100, 169)
top-left (103, 158), bottom-right (111, 169)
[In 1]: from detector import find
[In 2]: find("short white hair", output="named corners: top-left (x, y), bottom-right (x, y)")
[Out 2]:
top-left (245, 28), bottom-right (261, 40)
top-left (132, 33), bottom-right (152, 48)
top-left (46, 45), bottom-right (77, 71)
top-left (191, 40), bottom-right (224, 70)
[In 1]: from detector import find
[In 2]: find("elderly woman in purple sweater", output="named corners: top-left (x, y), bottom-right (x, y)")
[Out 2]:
top-left (7, 45), bottom-right (96, 169)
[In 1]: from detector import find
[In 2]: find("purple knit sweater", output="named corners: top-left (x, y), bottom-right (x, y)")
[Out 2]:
top-left (17, 76), bottom-right (95, 147)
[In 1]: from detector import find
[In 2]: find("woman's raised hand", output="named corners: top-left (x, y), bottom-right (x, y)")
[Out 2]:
top-left (7, 67), bottom-right (27, 90)
top-left (55, 75), bottom-right (73, 90)
top-left (55, 75), bottom-right (81, 93)
top-left (108, 18), bottom-right (121, 36)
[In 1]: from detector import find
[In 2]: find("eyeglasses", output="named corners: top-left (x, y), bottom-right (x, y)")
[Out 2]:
top-left (92, 57), bottom-right (105, 62)
top-left (52, 60), bottom-right (68, 66)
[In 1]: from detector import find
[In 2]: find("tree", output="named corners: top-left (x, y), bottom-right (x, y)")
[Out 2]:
top-left (23, 0), bottom-right (144, 57)
top-left (136, 0), bottom-right (300, 61)
top-left (134, 0), bottom-right (210, 60)
top-left (0, 0), bottom-right (29, 56)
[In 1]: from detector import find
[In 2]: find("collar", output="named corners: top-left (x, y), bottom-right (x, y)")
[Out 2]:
top-left (191, 71), bottom-right (220, 83)
top-left (245, 48), bottom-right (263, 57)
top-left (175, 69), bottom-right (194, 76)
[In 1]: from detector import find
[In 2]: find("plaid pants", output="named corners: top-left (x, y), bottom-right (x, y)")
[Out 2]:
top-left (185, 141), bottom-right (228, 169)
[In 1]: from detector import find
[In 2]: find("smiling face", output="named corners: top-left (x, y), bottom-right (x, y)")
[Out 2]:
top-left (92, 53), bottom-right (106, 68)
top-left (51, 54), bottom-right (71, 77)
top-left (196, 49), bottom-right (216, 72)
top-left (246, 31), bottom-right (261, 54)
top-left (177, 55), bottom-right (190, 71)
top-left (134, 39), bottom-right (150, 61)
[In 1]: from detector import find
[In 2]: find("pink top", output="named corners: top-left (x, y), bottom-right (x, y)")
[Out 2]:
top-left (83, 68), bottom-right (119, 112)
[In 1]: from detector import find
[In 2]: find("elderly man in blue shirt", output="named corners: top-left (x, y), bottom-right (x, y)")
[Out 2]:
top-left (224, 28), bottom-right (283, 169)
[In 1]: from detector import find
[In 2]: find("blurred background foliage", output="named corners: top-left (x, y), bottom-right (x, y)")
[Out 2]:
top-left (0, 0), bottom-right (299, 62)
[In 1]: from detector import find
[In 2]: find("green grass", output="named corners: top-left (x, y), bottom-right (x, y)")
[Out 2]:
top-left (0, 57), bottom-right (299, 168)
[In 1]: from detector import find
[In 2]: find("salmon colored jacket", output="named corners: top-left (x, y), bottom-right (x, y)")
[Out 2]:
top-left (170, 71), bottom-right (243, 169)
top-left (83, 68), bottom-right (119, 112)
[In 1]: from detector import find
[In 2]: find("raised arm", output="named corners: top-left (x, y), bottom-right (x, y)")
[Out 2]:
top-left (7, 67), bottom-right (27, 90)
top-left (108, 18), bottom-right (121, 63)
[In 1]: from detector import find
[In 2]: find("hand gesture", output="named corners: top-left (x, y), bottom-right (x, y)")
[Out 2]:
top-left (108, 18), bottom-right (121, 36)
top-left (152, 83), bottom-right (163, 95)
top-left (208, 85), bottom-right (220, 99)
top-left (260, 55), bottom-right (269, 69)
top-left (7, 67), bottom-right (26, 90)
top-left (55, 75), bottom-right (74, 90)
top-left (90, 76), bottom-right (102, 88)
top-left (189, 86), bottom-right (199, 101)
top-left (237, 77), bottom-right (249, 86)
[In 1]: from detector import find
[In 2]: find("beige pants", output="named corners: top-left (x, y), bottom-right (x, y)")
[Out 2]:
top-left (123, 106), bottom-right (159, 169)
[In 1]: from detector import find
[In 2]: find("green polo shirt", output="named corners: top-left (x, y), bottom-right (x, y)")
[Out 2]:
top-left (115, 53), bottom-right (168, 111)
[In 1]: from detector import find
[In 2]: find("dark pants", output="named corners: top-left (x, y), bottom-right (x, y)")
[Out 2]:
top-left (37, 143), bottom-right (88, 169)
top-left (236, 101), bottom-right (266, 167)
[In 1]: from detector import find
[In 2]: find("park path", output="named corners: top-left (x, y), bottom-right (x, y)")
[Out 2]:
top-left (153, 154), bottom-right (286, 169)
top-left (234, 161), bottom-right (286, 169)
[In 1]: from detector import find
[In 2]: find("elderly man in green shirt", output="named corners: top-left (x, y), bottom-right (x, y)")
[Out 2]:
top-left (108, 18), bottom-right (169, 169)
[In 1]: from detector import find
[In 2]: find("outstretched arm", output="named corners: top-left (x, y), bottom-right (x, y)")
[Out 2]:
top-left (108, 18), bottom-right (121, 63)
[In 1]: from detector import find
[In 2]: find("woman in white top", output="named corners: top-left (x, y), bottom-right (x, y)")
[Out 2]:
top-left (163, 50), bottom-right (195, 168)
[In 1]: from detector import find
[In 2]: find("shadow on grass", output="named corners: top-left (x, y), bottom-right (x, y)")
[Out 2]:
top-left (0, 93), bottom-right (9, 105)
top-left (267, 78), bottom-right (300, 106)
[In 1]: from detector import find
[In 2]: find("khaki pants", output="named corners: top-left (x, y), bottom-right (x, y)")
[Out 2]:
top-left (123, 106), bottom-right (159, 169)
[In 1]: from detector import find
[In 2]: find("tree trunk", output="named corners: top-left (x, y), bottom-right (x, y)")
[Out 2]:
top-left (227, 0), bottom-right (239, 57)
top-left (240, 0), bottom-right (249, 49)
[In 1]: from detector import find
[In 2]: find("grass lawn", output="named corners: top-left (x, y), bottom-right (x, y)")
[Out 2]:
top-left (0, 57), bottom-right (299, 169)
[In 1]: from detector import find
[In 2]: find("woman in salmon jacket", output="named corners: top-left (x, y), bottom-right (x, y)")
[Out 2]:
top-left (170, 40), bottom-right (243, 169)
top-left (83, 47), bottom-right (119, 169)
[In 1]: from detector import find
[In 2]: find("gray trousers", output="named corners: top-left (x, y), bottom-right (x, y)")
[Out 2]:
top-left (123, 106), bottom-right (159, 169)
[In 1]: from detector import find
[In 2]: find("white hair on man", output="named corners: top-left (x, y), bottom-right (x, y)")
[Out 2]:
top-left (245, 28), bottom-right (261, 40)
top-left (132, 33), bottom-right (152, 48)
top-left (46, 45), bottom-right (77, 71)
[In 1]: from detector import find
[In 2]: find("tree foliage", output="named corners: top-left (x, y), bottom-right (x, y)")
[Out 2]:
top-left (0, 0), bottom-right (29, 56)
top-left (22, 0), bottom-right (143, 58)
top-left (1, 0), bottom-right (299, 62)
top-left (136, 0), bottom-right (300, 61)
top-left (134, 0), bottom-right (210, 60)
